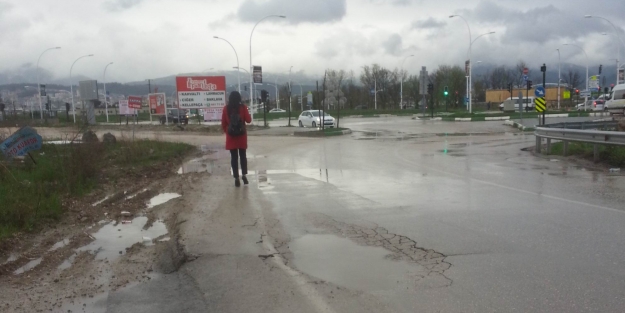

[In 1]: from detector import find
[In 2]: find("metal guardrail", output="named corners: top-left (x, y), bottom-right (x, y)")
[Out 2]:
top-left (534, 126), bottom-right (625, 161)
top-left (541, 120), bottom-right (618, 130)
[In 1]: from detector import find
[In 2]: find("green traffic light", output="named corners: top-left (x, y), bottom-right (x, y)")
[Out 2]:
top-left (444, 91), bottom-right (448, 96)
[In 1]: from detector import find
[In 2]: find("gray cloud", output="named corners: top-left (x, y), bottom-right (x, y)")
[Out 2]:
top-left (383, 33), bottom-right (403, 56)
top-left (103, 0), bottom-right (144, 12)
top-left (412, 18), bottom-right (446, 30)
top-left (462, 1), bottom-right (607, 44)
top-left (237, 0), bottom-right (346, 24)
top-left (367, 0), bottom-right (422, 6)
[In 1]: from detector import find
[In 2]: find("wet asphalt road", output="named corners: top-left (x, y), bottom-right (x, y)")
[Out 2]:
top-left (250, 117), bottom-right (625, 312)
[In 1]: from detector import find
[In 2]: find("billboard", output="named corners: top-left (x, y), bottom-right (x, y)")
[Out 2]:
top-left (175, 76), bottom-right (226, 110)
top-left (119, 100), bottom-right (136, 115)
top-left (78, 80), bottom-right (98, 100)
top-left (253, 66), bottom-right (262, 83)
top-left (149, 93), bottom-right (166, 115)
top-left (128, 96), bottom-right (142, 109)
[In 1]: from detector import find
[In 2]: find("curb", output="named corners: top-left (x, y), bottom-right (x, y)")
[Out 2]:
top-left (293, 128), bottom-right (352, 137)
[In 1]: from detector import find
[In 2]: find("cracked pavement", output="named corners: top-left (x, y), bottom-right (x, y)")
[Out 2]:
top-left (32, 117), bottom-right (625, 312)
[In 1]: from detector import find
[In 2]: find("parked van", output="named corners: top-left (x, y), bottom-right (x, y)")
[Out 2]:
top-left (499, 96), bottom-right (536, 112)
top-left (605, 84), bottom-right (625, 114)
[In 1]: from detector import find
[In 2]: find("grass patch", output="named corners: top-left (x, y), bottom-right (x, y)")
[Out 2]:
top-left (549, 142), bottom-right (625, 167)
top-left (0, 137), bottom-right (194, 239)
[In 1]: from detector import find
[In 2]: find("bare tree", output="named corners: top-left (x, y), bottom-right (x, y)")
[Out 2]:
top-left (562, 69), bottom-right (581, 89)
top-left (515, 60), bottom-right (529, 86)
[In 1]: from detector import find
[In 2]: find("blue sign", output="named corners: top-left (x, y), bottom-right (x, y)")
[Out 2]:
top-left (523, 75), bottom-right (528, 82)
top-left (0, 127), bottom-right (43, 159)
top-left (535, 86), bottom-right (545, 97)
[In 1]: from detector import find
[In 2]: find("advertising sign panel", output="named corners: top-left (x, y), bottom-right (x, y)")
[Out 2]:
top-left (128, 96), bottom-right (142, 109)
top-left (589, 75), bottom-right (599, 91)
top-left (203, 107), bottom-right (224, 121)
top-left (149, 93), bottom-right (166, 115)
top-left (0, 126), bottom-right (43, 159)
top-left (119, 100), bottom-right (135, 115)
top-left (175, 76), bottom-right (226, 110)
top-left (619, 69), bottom-right (624, 84)
top-left (253, 66), bottom-right (263, 84)
top-left (78, 80), bottom-right (98, 100)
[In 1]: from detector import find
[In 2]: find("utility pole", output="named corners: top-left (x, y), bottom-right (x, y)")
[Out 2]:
top-left (541, 64), bottom-right (546, 125)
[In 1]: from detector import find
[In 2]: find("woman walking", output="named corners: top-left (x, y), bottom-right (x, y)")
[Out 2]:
top-left (221, 91), bottom-right (252, 187)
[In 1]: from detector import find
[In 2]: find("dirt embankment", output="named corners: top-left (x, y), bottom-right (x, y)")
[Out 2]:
top-left (0, 140), bottom-right (213, 312)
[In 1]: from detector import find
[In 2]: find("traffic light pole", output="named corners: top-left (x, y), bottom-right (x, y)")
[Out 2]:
top-left (542, 64), bottom-right (546, 126)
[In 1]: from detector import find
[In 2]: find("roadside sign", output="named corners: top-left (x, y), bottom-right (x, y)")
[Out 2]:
top-left (534, 86), bottom-right (545, 97)
top-left (253, 66), bottom-right (263, 84)
top-left (118, 100), bottom-right (136, 115)
top-left (203, 107), bottom-right (223, 121)
top-left (563, 90), bottom-right (571, 99)
top-left (589, 75), bottom-right (599, 91)
top-left (523, 68), bottom-right (529, 75)
top-left (523, 75), bottom-right (528, 82)
top-left (128, 96), bottom-right (142, 109)
top-left (0, 126), bottom-right (43, 159)
top-left (148, 93), bottom-right (166, 115)
top-left (175, 76), bottom-right (226, 110)
top-left (534, 97), bottom-right (546, 112)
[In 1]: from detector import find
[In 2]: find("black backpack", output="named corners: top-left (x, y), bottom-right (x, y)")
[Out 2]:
top-left (227, 109), bottom-right (245, 136)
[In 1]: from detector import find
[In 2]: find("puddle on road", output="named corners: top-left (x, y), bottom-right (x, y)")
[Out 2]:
top-left (59, 217), bottom-right (168, 269)
top-left (49, 238), bottom-right (70, 251)
top-left (92, 196), bottom-right (110, 207)
top-left (147, 193), bottom-right (181, 209)
top-left (178, 158), bottom-right (214, 174)
top-left (13, 257), bottom-right (43, 275)
top-left (291, 234), bottom-right (428, 292)
top-left (2, 253), bottom-right (18, 265)
top-left (60, 290), bottom-right (108, 313)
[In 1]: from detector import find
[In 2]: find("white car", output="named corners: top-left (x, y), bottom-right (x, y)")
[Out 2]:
top-left (269, 108), bottom-right (286, 113)
top-left (298, 110), bottom-right (335, 128)
top-left (605, 84), bottom-right (625, 114)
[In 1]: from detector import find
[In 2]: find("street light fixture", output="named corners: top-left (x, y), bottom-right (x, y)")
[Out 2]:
top-left (37, 47), bottom-right (61, 120)
top-left (563, 43), bottom-right (589, 103)
top-left (249, 14), bottom-right (286, 122)
top-left (556, 49), bottom-right (561, 109)
top-left (70, 54), bottom-right (94, 123)
top-left (468, 31), bottom-right (495, 113)
top-left (214, 36), bottom-right (241, 93)
top-left (400, 54), bottom-right (414, 110)
top-left (103, 62), bottom-right (113, 123)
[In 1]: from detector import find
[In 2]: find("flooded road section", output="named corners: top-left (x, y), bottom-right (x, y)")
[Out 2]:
top-left (249, 121), bottom-right (625, 312)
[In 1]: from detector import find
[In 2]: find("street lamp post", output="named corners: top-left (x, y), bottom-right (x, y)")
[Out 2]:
top-left (449, 15), bottom-right (471, 112)
top-left (400, 54), bottom-right (414, 110)
top-left (468, 32), bottom-right (495, 113)
top-left (289, 66), bottom-right (293, 113)
top-left (37, 47), bottom-right (61, 120)
top-left (602, 32), bottom-right (621, 85)
top-left (586, 15), bottom-right (625, 84)
top-left (556, 49), bottom-right (561, 109)
top-left (214, 36), bottom-right (240, 93)
top-left (69, 54), bottom-right (94, 123)
top-left (563, 43), bottom-right (589, 104)
top-left (249, 14), bottom-right (286, 122)
top-left (103, 62), bottom-right (113, 123)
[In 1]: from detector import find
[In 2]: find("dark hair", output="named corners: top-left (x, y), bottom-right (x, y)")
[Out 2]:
top-left (227, 91), bottom-right (242, 115)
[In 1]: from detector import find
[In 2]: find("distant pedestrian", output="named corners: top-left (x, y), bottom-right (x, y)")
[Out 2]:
top-left (487, 101), bottom-right (491, 110)
top-left (221, 91), bottom-right (252, 187)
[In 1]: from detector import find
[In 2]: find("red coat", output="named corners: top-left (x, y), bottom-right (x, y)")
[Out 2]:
top-left (221, 105), bottom-right (252, 150)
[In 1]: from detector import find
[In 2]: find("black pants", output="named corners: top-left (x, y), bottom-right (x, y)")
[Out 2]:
top-left (230, 149), bottom-right (247, 178)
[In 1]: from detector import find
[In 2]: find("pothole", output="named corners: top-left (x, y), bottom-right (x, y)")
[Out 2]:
top-left (13, 257), bottom-right (43, 275)
top-left (178, 158), bottom-right (214, 174)
top-left (300, 213), bottom-right (452, 289)
top-left (59, 216), bottom-right (168, 269)
top-left (48, 238), bottom-right (70, 251)
top-left (147, 193), bottom-right (181, 209)
top-left (291, 234), bottom-right (430, 292)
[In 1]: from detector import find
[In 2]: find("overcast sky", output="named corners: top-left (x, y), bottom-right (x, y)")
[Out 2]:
top-left (1, 0), bottom-right (624, 83)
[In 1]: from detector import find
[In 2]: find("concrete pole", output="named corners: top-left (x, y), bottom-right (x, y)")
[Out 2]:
top-left (69, 54), bottom-right (94, 123)
top-left (103, 62), bottom-right (113, 123)
top-left (36, 47), bottom-right (61, 120)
